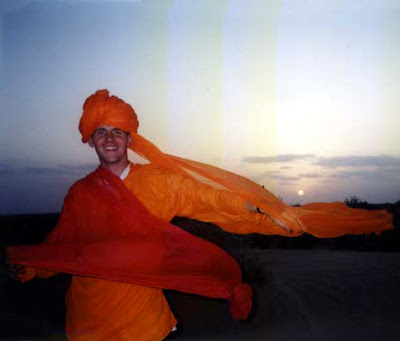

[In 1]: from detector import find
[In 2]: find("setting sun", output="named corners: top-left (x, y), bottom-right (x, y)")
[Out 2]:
top-left (297, 190), bottom-right (305, 197)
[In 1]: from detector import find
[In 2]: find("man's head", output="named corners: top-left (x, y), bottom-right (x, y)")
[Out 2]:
top-left (80, 90), bottom-right (138, 174)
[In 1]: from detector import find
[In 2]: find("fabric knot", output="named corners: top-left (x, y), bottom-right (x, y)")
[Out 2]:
top-left (229, 283), bottom-right (253, 320)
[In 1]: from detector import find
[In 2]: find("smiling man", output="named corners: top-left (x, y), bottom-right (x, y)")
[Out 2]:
top-left (7, 89), bottom-right (392, 340)
top-left (7, 90), bottom-right (261, 340)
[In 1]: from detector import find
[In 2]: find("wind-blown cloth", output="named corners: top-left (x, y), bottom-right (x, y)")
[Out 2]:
top-left (6, 166), bottom-right (252, 321)
top-left (77, 89), bottom-right (392, 237)
top-left (167, 156), bottom-right (393, 237)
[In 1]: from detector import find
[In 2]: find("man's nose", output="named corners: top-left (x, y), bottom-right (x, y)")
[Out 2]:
top-left (105, 131), bottom-right (115, 140)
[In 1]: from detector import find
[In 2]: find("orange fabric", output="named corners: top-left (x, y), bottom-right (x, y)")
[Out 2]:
top-left (79, 89), bottom-right (392, 238)
top-left (10, 88), bottom-right (393, 340)
top-left (7, 165), bottom-right (254, 340)
top-left (167, 156), bottom-right (393, 237)
top-left (124, 163), bottom-right (249, 224)
top-left (65, 278), bottom-right (176, 341)
top-left (65, 163), bottom-right (255, 340)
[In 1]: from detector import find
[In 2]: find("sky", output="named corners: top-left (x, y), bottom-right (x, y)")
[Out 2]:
top-left (1, 0), bottom-right (399, 214)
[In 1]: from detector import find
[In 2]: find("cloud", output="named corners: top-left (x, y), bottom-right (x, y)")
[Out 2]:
top-left (242, 154), bottom-right (315, 164)
top-left (241, 154), bottom-right (400, 203)
top-left (326, 173), bottom-right (349, 179)
top-left (315, 155), bottom-right (400, 168)
top-left (277, 181), bottom-right (298, 186)
top-left (25, 166), bottom-right (61, 175)
top-left (0, 162), bottom-right (98, 177)
top-left (59, 163), bottom-right (99, 173)
top-left (298, 173), bottom-right (323, 179)
top-left (260, 171), bottom-right (300, 182)
top-left (326, 168), bottom-right (400, 181)
top-left (271, 175), bottom-right (300, 181)
top-left (259, 171), bottom-right (323, 181)
top-left (312, 155), bottom-right (400, 184)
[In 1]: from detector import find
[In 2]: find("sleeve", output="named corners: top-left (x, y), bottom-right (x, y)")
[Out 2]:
top-left (126, 164), bottom-right (272, 234)
top-left (167, 171), bottom-right (261, 226)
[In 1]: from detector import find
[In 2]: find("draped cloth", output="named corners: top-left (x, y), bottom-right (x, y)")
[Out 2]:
top-left (7, 166), bottom-right (252, 321)
top-left (77, 90), bottom-right (392, 238)
top-left (4, 89), bottom-right (393, 336)
top-left (166, 155), bottom-right (393, 237)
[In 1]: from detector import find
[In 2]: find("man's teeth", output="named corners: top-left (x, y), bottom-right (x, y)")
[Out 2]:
top-left (104, 146), bottom-right (117, 151)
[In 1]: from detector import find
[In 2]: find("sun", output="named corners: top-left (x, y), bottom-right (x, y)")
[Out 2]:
top-left (297, 189), bottom-right (304, 197)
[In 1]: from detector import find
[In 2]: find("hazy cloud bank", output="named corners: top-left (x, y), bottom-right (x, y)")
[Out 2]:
top-left (240, 154), bottom-right (400, 203)
top-left (315, 155), bottom-right (400, 168)
top-left (0, 162), bottom-right (98, 177)
top-left (242, 154), bottom-right (315, 163)
top-left (243, 154), bottom-right (400, 168)
top-left (1, 154), bottom-right (399, 214)
top-left (0, 161), bottom-right (98, 214)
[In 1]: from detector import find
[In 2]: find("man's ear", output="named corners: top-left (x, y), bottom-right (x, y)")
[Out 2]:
top-left (88, 138), bottom-right (94, 148)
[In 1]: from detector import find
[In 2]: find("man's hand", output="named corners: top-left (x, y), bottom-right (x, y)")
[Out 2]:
top-left (244, 201), bottom-right (265, 213)
top-left (10, 264), bottom-right (27, 281)
top-left (9, 264), bottom-right (36, 282)
top-left (245, 201), bottom-right (291, 233)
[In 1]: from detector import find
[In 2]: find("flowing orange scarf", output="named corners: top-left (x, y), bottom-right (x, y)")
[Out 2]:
top-left (78, 90), bottom-right (392, 238)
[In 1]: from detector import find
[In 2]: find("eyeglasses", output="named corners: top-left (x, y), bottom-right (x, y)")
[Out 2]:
top-left (93, 128), bottom-right (127, 138)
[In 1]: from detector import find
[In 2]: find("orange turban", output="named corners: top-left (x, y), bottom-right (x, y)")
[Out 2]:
top-left (79, 89), bottom-right (139, 143)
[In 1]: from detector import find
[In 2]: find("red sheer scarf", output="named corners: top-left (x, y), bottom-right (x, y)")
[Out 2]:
top-left (7, 166), bottom-right (252, 320)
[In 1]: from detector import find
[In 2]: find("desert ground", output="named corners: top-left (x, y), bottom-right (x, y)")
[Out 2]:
top-left (1, 213), bottom-right (399, 340)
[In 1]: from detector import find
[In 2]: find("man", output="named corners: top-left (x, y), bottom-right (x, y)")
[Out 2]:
top-left (8, 90), bottom-right (392, 340)
top-left (8, 90), bottom-right (261, 340)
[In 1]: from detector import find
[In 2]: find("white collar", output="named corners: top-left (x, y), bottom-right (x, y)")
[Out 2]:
top-left (120, 164), bottom-right (131, 180)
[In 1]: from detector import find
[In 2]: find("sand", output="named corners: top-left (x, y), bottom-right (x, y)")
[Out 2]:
top-left (1, 249), bottom-right (399, 340)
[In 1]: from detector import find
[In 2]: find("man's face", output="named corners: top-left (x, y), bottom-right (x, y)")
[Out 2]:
top-left (89, 125), bottom-right (131, 166)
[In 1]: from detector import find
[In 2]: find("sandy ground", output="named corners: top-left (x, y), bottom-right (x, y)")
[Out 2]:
top-left (1, 249), bottom-right (399, 340)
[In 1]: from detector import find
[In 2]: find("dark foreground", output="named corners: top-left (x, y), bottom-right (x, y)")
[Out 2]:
top-left (1, 211), bottom-right (399, 340)
top-left (1, 250), bottom-right (399, 340)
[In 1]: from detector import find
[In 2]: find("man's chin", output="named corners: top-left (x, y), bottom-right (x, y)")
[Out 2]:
top-left (100, 152), bottom-right (122, 161)
top-left (100, 156), bottom-right (124, 164)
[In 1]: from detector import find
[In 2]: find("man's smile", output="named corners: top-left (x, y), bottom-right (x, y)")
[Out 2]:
top-left (103, 145), bottom-right (118, 151)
